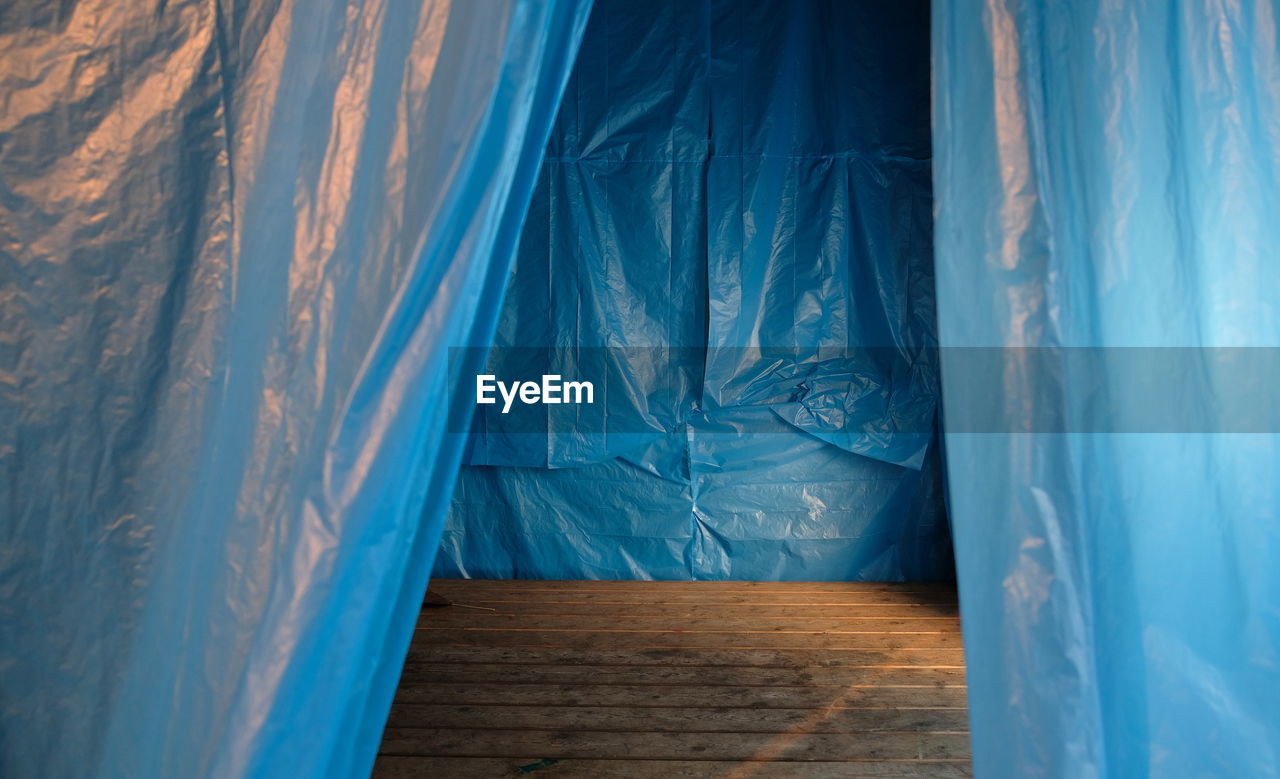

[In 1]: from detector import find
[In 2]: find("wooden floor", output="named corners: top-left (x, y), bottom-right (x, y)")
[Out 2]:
top-left (374, 579), bottom-right (970, 778)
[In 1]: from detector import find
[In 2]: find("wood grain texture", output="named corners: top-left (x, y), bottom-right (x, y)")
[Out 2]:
top-left (374, 756), bottom-right (973, 778)
top-left (393, 682), bottom-right (968, 708)
top-left (378, 729), bottom-right (972, 760)
top-left (403, 646), bottom-right (966, 667)
top-left (416, 628), bottom-right (962, 650)
top-left (376, 579), bottom-right (970, 777)
top-left (396, 663), bottom-right (965, 686)
top-left (420, 614), bottom-right (961, 631)
top-left (421, 601), bottom-right (960, 617)
top-left (384, 705), bottom-right (970, 733)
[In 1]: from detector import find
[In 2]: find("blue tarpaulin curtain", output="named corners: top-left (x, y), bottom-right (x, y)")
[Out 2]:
top-left (935, 1), bottom-right (1280, 776)
top-left (435, 0), bottom-right (954, 582)
top-left (0, 1), bottom-right (590, 776)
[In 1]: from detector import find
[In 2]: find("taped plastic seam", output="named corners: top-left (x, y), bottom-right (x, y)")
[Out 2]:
top-left (0, 1), bottom-right (591, 777)
top-left (436, 0), bottom-right (953, 582)
top-left (934, 0), bottom-right (1280, 776)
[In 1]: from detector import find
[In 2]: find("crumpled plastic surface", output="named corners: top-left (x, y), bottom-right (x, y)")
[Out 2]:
top-left (0, 1), bottom-right (590, 776)
top-left (435, 0), bottom-right (952, 581)
top-left (934, 1), bottom-right (1280, 776)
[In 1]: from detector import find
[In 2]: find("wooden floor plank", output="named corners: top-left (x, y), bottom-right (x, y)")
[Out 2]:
top-left (374, 756), bottom-right (974, 778)
top-left (430, 579), bottom-right (958, 594)
top-left (380, 579), bottom-right (970, 776)
top-left (394, 682), bottom-right (968, 709)
top-left (403, 646), bottom-right (965, 667)
top-left (396, 662), bottom-right (965, 687)
top-left (417, 628), bottom-right (962, 650)
top-left (426, 591), bottom-right (962, 606)
top-left (420, 614), bottom-right (960, 632)
top-left (385, 705), bottom-right (969, 733)
top-left (378, 729), bottom-right (972, 761)
top-left (424, 601), bottom-right (960, 617)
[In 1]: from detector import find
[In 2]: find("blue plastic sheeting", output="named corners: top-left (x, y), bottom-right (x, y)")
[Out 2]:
top-left (934, 1), bottom-right (1280, 777)
top-left (0, 1), bottom-right (590, 776)
top-left (436, 0), bottom-right (952, 581)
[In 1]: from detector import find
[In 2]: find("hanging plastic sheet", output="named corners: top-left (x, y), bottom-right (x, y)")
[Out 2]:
top-left (934, 1), bottom-right (1280, 776)
top-left (437, 0), bottom-right (951, 581)
top-left (0, 1), bottom-right (591, 776)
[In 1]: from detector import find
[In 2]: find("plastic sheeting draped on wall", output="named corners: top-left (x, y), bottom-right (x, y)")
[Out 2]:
top-left (434, 0), bottom-right (953, 582)
top-left (935, 1), bottom-right (1280, 776)
top-left (0, 1), bottom-right (591, 776)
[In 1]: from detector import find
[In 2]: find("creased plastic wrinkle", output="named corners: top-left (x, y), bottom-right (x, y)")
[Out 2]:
top-left (934, 0), bottom-right (1280, 777)
top-left (436, 0), bottom-right (953, 583)
top-left (0, 1), bottom-right (592, 777)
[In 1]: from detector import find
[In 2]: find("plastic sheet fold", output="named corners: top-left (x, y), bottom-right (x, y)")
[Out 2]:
top-left (0, 1), bottom-right (591, 776)
top-left (438, 0), bottom-right (951, 581)
top-left (934, 1), bottom-right (1280, 775)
